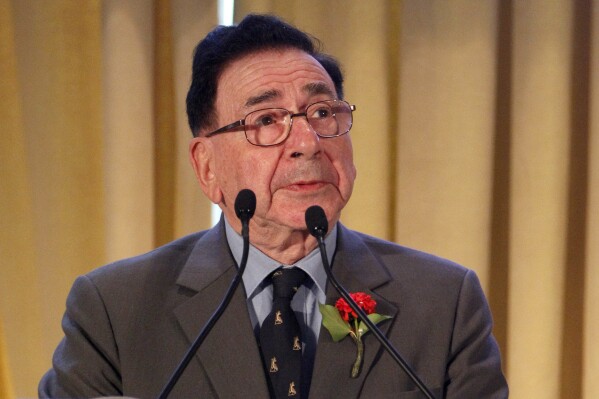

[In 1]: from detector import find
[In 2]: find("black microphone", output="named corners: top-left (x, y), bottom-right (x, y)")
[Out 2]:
top-left (235, 188), bottom-right (257, 224)
top-left (305, 205), bottom-right (437, 399)
top-left (158, 189), bottom-right (256, 399)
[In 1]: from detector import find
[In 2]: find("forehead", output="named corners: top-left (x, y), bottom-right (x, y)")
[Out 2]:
top-left (215, 48), bottom-right (336, 113)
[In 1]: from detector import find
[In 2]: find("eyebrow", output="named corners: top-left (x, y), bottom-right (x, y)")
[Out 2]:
top-left (303, 82), bottom-right (335, 98)
top-left (245, 89), bottom-right (280, 108)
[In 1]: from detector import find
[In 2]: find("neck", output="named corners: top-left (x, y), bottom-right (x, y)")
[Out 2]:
top-left (225, 215), bottom-right (327, 265)
top-left (251, 226), bottom-right (319, 265)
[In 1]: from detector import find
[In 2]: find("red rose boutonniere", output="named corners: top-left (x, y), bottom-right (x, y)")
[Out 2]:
top-left (319, 292), bottom-right (392, 378)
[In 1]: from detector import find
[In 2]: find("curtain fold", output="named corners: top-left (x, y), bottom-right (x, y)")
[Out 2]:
top-left (102, 0), bottom-right (155, 260)
top-left (1, 1), bottom-right (597, 398)
top-left (509, 1), bottom-right (572, 396)
top-left (583, 2), bottom-right (599, 397)
top-left (0, 326), bottom-right (13, 399)
top-left (154, 0), bottom-right (177, 247)
top-left (170, 0), bottom-right (216, 238)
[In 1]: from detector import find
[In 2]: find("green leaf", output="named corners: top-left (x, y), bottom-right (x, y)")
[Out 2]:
top-left (319, 303), bottom-right (351, 342)
top-left (357, 313), bottom-right (392, 338)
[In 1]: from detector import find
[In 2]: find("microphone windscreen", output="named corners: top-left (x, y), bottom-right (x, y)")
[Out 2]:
top-left (305, 205), bottom-right (328, 238)
top-left (235, 189), bottom-right (256, 220)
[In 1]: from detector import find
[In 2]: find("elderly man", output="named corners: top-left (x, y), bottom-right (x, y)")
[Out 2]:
top-left (40, 14), bottom-right (508, 399)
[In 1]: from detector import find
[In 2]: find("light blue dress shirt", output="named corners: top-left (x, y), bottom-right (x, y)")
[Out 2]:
top-left (224, 218), bottom-right (336, 393)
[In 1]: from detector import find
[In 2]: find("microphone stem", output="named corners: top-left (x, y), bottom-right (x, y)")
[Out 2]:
top-left (315, 236), bottom-right (437, 399)
top-left (157, 218), bottom-right (251, 399)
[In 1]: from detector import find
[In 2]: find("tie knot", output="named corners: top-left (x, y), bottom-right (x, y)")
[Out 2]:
top-left (271, 268), bottom-right (307, 299)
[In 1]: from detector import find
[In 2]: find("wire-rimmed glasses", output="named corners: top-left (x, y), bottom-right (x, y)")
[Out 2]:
top-left (205, 99), bottom-right (356, 147)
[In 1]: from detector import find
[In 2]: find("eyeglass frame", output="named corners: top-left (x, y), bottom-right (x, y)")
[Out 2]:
top-left (203, 99), bottom-right (356, 147)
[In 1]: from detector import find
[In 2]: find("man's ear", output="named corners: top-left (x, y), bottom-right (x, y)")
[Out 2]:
top-left (189, 137), bottom-right (222, 204)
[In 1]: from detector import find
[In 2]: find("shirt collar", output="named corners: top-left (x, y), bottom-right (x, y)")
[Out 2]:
top-left (224, 217), bottom-right (336, 299)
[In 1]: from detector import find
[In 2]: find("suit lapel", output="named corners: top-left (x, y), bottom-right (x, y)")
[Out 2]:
top-left (173, 222), bottom-right (270, 398)
top-left (309, 225), bottom-right (399, 398)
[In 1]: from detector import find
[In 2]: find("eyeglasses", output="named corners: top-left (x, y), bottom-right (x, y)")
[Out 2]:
top-left (205, 99), bottom-right (356, 147)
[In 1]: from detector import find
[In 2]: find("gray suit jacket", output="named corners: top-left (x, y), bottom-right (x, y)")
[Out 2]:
top-left (39, 222), bottom-right (508, 398)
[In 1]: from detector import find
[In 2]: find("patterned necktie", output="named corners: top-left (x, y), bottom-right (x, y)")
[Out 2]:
top-left (260, 268), bottom-right (307, 398)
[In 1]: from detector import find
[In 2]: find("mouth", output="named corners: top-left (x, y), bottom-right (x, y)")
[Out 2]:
top-left (284, 180), bottom-right (329, 192)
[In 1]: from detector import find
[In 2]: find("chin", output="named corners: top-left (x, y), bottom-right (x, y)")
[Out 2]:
top-left (284, 205), bottom-right (341, 232)
top-left (269, 193), bottom-right (344, 229)
top-left (286, 212), bottom-right (314, 232)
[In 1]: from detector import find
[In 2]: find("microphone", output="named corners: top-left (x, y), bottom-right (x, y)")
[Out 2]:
top-left (305, 206), bottom-right (437, 399)
top-left (235, 188), bottom-right (257, 224)
top-left (158, 189), bottom-right (256, 399)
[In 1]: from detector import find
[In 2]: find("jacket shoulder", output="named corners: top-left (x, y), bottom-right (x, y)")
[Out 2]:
top-left (86, 230), bottom-right (209, 285)
top-left (340, 226), bottom-right (470, 282)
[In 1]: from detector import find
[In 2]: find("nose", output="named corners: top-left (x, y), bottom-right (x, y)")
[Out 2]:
top-left (285, 113), bottom-right (321, 159)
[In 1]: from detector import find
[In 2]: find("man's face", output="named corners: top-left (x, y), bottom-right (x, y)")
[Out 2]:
top-left (190, 48), bottom-right (356, 234)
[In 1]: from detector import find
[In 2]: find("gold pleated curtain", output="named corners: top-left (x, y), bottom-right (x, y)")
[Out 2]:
top-left (0, 1), bottom-right (597, 398)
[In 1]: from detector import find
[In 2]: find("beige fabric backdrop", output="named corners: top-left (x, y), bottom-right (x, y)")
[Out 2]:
top-left (1, 1), bottom-right (597, 398)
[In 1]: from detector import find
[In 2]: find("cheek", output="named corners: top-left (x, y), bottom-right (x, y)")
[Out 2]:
top-left (328, 139), bottom-right (356, 197)
top-left (219, 148), bottom-right (281, 206)
top-left (250, 157), bottom-right (278, 194)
